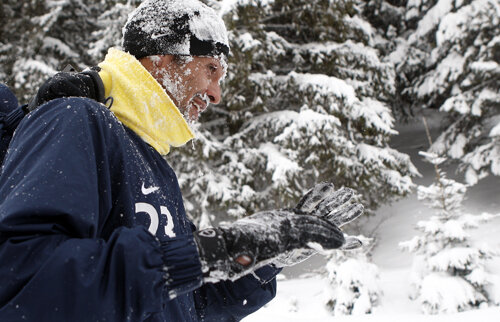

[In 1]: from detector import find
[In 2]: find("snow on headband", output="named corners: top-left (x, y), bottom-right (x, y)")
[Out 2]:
top-left (122, 0), bottom-right (229, 59)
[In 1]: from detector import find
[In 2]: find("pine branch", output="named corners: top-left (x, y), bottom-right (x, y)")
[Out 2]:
top-left (257, 7), bottom-right (304, 24)
top-left (422, 116), bottom-right (449, 215)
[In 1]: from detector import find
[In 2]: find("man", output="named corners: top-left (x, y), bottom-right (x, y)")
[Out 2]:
top-left (0, 0), bottom-right (363, 321)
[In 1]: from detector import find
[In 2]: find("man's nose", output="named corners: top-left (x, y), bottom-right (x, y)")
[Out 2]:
top-left (207, 80), bottom-right (221, 105)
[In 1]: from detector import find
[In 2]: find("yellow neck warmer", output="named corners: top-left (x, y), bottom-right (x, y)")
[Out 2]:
top-left (98, 48), bottom-right (194, 155)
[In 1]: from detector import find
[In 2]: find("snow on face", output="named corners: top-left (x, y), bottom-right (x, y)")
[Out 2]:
top-left (159, 63), bottom-right (189, 108)
top-left (150, 55), bottom-right (225, 122)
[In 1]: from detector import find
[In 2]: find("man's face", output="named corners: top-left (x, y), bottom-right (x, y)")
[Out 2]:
top-left (147, 55), bottom-right (226, 122)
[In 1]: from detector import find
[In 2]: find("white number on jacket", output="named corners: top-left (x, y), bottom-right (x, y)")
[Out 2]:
top-left (135, 202), bottom-right (176, 238)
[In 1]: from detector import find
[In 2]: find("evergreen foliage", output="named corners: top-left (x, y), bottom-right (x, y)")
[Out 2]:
top-left (325, 236), bottom-right (381, 315)
top-left (1, 0), bottom-right (94, 101)
top-left (88, 0), bottom-right (139, 61)
top-left (0, 0), bottom-right (138, 102)
top-left (171, 0), bottom-right (418, 226)
top-left (389, 0), bottom-right (500, 184)
top-left (399, 150), bottom-right (500, 314)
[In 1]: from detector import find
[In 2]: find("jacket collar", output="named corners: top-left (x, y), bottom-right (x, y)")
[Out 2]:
top-left (98, 48), bottom-right (195, 155)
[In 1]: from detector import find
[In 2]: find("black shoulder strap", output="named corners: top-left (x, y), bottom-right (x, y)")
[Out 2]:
top-left (81, 66), bottom-right (106, 105)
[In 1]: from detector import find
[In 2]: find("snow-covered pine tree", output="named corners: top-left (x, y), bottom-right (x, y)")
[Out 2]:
top-left (87, 0), bottom-right (139, 61)
top-left (324, 236), bottom-right (381, 315)
top-left (170, 0), bottom-right (419, 226)
top-left (399, 147), bottom-right (500, 314)
top-left (394, 0), bottom-right (500, 185)
top-left (0, 0), bottom-right (137, 102)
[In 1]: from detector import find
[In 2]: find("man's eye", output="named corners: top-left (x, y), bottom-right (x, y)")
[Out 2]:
top-left (209, 65), bottom-right (217, 73)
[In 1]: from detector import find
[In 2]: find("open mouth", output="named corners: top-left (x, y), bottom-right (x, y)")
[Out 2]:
top-left (186, 94), bottom-right (210, 121)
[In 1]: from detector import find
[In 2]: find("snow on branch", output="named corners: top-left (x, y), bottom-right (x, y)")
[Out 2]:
top-left (42, 37), bottom-right (78, 58)
top-left (400, 150), bottom-right (500, 313)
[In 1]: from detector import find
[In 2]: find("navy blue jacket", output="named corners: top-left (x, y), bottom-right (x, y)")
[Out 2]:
top-left (0, 98), bottom-right (278, 321)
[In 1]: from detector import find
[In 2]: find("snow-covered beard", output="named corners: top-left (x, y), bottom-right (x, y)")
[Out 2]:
top-left (151, 55), bottom-right (219, 122)
top-left (159, 68), bottom-right (211, 123)
top-left (160, 69), bottom-right (188, 110)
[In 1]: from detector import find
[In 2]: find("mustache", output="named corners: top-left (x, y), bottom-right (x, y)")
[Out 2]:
top-left (183, 93), bottom-right (211, 122)
top-left (191, 93), bottom-right (210, 108)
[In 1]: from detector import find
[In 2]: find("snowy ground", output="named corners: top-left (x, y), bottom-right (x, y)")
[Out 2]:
top-left (243, 111), bottom-right (500, 321)
top-left (244, 277), bottom-right (500, 321)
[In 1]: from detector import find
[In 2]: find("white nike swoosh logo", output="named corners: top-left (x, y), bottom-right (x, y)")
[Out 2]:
top-left (151, 33), bottom-right (169, 40)
top-left (141, 183), bottom-right (159, 195)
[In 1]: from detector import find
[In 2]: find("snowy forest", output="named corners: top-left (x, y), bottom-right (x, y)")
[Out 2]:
top-left (0, 0), bottom-right (499, 320)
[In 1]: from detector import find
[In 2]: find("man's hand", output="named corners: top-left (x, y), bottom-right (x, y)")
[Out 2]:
top-left (193, 182), bottom-right (364, 282)
top-left (194, 209), bottom-right (345, 282)
top-left (273, 182), bottom-right (364, 267)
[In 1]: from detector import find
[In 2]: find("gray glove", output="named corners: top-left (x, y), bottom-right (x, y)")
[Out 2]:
top-left (193, 188), bottom-right (352, 282)
top-left (272, 183), bottom-right (364, 267)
